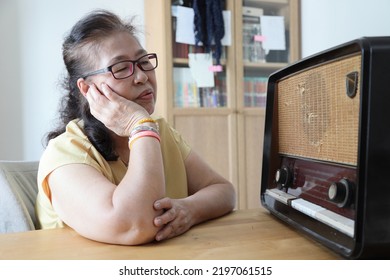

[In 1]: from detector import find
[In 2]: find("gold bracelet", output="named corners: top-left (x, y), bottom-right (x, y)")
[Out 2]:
top-left (136, 118), bottom-right (156, 126)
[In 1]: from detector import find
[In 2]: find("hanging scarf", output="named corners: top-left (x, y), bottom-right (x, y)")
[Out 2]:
top-left (193, 0), bottom-right (225, 65)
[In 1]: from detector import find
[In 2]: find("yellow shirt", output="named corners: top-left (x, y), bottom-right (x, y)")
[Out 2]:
top-left (36, 118), bottom-right (191, 229)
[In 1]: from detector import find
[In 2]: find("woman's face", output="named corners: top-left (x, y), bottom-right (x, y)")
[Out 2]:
top-left (87, 31), bottom-right (157, 115)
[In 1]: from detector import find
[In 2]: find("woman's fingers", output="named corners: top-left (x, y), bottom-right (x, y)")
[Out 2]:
top-left (85, 83), bottom-right (150, 136)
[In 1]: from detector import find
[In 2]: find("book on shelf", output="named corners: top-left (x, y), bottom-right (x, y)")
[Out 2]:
top-left (173, 67), bottom-right (199, 108)
top-left (200, 74), bottom-right (227, 108)
top-left (173, 67), bottom-right (227, 108)
top-left (242, 6), bottom-right (266, 63)
top-left (243, 76), bottom-right (268, 107)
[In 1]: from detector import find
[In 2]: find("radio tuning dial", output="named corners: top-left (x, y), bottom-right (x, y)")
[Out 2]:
top-left (328, 178), bottom-right (354, 208)
top-left (275, 167), bottom-right (292, 189)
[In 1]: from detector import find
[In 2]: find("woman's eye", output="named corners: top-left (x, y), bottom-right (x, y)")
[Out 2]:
top-left (139, 60), bottom-right (150, 65)
top-left (113, 64), bottom-right (129, 73)
top-left (115, 67), bottom-right (127, 72)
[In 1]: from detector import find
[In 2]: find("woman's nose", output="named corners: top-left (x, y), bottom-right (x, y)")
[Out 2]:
top-left (133, 65), bottom-right (148, 84)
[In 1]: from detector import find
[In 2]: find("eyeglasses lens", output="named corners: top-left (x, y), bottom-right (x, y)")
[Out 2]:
top-left (112, 54), bottom-right (157, 79)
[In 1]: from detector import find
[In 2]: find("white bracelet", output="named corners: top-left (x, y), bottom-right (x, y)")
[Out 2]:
top-left (129, 125), bottom-right (159, 139)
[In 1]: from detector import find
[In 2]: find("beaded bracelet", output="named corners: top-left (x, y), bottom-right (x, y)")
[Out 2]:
top-left (135, 118), bottom-right (159, 132)
top-left (128, 130), bottom-right (161, 150)
top-left (129, 125), bottom-right (159, 139)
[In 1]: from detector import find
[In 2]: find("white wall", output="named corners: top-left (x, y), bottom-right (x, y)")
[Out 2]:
top-left (0, 0), bottom-right (23, 159)
top-left (301, 0), bottom-right (390, 58)
top-left (2, 0), bottom-right (390, 160)
top-left (0, 0), bottom-right (144, 161)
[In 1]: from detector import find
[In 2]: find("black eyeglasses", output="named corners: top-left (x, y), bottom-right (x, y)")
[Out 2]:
top-left (82, 53), bottom-right (158, 80)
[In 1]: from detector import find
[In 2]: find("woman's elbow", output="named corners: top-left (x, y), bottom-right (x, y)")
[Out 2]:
top-left (77, 213), bottom-right (161, 245)
top-left (112, 216), bottom-right (161, 245)
top-left (118, 228), bottom-right (158, 245)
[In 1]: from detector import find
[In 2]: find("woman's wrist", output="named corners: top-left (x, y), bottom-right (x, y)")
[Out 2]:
top-left (128, 118), bottom-right (160, 149)
top-left (128, 130), bottom-right (161, 149)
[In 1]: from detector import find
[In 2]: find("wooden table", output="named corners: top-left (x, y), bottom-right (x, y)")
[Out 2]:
top-left (0, 208), bottom-right (340, 260)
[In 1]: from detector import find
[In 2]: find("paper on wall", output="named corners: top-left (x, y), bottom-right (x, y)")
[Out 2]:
top-left (260, 15), bottom-right (286, 51)
top-left (188, 53), bottom-right (215, 88)
top-left (175, 6), bottom-right (196, 45)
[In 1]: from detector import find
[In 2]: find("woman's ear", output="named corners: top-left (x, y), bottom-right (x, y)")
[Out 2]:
top-left (77, 78), bottom-right (90, 97)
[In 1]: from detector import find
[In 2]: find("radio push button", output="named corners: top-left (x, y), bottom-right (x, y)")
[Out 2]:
top-left (275, 166), bottom-right (293, 189)
top-left (328, 178), bottom-right (354, 208)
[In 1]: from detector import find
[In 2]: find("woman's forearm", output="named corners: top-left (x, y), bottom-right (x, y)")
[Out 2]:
top-left (185, 182), bottom-right (236, 226)
top-left (111, 137), bottom-right (165, 244)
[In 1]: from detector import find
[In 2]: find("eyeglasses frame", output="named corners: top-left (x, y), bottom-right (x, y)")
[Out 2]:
top-left (82, 53), bottom-right (158, 80)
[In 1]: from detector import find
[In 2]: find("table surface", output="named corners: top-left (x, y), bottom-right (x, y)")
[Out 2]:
top-left (0, 208), bottom-right (341, 260)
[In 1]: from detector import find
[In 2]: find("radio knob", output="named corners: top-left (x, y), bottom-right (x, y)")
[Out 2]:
top-left (275, 167), bottom-right (292, 188)
top-left (328, 178), bottom-right (354, 208)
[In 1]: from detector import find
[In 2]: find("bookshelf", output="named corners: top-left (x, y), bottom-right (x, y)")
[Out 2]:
top-left (144, 0), bottom-right (300, 209)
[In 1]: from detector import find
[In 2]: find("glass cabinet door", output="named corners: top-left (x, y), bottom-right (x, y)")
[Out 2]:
top-left (171, 0), bottom-right (228, 108)
top-left (240, 0), bottom-right (293, 108)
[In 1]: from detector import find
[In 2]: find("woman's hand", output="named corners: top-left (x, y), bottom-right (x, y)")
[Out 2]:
top-left (153, 197), bottom-right (195, 241)
top-left (86, 83), bottom-right (149, 136)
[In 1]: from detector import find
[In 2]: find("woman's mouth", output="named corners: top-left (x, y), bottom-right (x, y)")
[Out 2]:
top-left (137, 90), bottom-right (154, 101)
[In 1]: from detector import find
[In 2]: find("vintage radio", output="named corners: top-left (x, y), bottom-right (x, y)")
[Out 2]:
top-left (261, 37), bottom-right (390, 259)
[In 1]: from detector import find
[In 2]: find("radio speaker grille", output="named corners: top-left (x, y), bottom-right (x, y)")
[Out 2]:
top-left (277, 54), bottom-right (361, 165)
